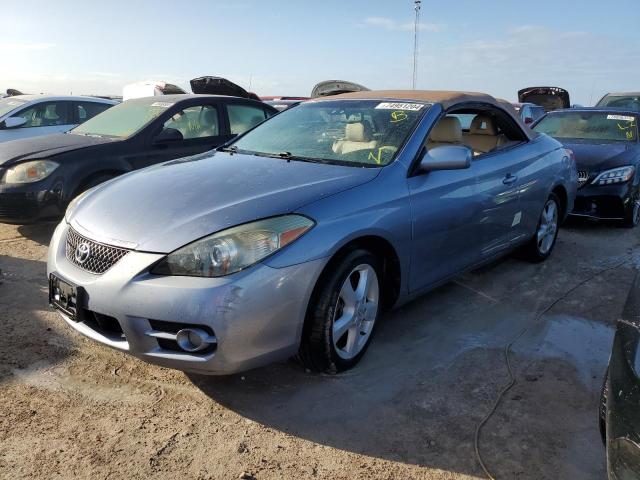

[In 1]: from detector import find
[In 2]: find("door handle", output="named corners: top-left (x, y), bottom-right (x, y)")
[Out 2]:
top-left (503, 173), bottom-right (518, 185)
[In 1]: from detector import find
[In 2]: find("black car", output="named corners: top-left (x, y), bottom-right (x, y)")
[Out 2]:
top-left (533, 108), bottom-right (640, 227)
top-left (0, 94), bottom-right (277, 224)
top-left (600, 272), bottom-right (640, 479)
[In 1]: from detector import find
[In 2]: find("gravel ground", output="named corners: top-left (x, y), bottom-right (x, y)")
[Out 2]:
top-left (0, 218), bottom-right (637, 479)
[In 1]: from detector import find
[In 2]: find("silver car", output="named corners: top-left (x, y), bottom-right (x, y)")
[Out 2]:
top-left (0, 95), bottom-right (117, 143)
top-left (47, 90), bottom-right (577, 375)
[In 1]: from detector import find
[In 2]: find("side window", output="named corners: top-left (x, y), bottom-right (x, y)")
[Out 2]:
top-left (163, 105), bottom-right (220, 140)
top-left (75, 102), bottom-right (112, 124)
top-left (13, 102), bottom-right (71, 128)
top-left (227, 104), bottom-right (267, 134)
top-left (428, 107), bottom-right (527, 157)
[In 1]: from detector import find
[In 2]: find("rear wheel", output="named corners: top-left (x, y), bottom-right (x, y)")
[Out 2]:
top-left (299, 249), bottom-right (381, 373)
top-left (522, 193), bottom-right (560, 262)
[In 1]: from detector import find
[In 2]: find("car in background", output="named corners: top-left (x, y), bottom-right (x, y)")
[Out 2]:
top-left (596, 92), bottom-right (640, 112)
top-left (0, 95), bottom-right (117, 143)
top-left (123, 80), bottom-right (187, 101)
top-left (512, 102), bottom-right (546, 126)
top-left (533, 108), bottom-right (640, 226)
top-left (518, 86), bottom-right (570, 112)
top-left (311, 80), bottom-right (369, 98)
top-left (0, 94), bottom-right (277, 224)
top-left (261, 97), bottom-right (309, 111)
top-left (600, 272), bottom-right (640, 479)
top-left (47, 90), bottom-right (575, 375)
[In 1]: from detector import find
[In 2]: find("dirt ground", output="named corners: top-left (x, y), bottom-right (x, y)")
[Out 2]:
top-left (0, 218), bottom-right (638, 479)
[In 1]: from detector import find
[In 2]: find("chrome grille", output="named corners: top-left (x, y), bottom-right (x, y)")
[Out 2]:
top-left (65, 227), bottom-right (129, 274)
top-left (578, 170), bottom-right (589, 188)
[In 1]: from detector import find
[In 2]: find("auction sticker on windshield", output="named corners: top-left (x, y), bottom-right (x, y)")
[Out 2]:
top-left (150, 101), bottom-right (174, 108)
top-left (375, 102), bottom-right (425, 111)
top-left (607, 114), bottom-right (635, 122)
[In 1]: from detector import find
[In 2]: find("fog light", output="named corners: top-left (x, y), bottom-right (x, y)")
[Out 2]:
top-left (176, 328), bottom-right (214, 352)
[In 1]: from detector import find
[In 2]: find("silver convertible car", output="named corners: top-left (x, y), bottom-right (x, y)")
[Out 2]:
top-left (47, 91), bottom-right (577, 375)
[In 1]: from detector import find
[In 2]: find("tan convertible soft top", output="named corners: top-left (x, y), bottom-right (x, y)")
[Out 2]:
top-left (327, 90), bottom-right (532, 138)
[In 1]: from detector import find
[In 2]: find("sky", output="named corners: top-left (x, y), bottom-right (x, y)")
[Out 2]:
top-left (2, 0), bottom-right (640, 105)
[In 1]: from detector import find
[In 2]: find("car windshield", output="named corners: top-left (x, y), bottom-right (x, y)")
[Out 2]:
top-left (71, 98), bottom-right (173, 138)
top-left (596, 95), bottom-right (640, 111)
top-left (533, 111), bottom-right (638, 142)
top-left (230, 99), bottom-right (429, 167)
top-left (0, 97), bottom-right (27, 117)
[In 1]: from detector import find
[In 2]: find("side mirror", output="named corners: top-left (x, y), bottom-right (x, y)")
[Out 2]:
top-left (3, 117), bottom-right (27, 129)
top-left (418, 145), bottom-right (472, 172)
top-left (524, 117), bottom-right (534, 125)
top-left (154, 127), bottom-right (183, 144)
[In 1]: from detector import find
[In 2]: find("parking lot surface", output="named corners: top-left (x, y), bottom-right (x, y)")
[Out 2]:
top-left (0, 220), bottom-right (637, 479)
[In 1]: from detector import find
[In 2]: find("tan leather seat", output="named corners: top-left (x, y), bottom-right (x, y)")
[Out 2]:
top-left (464, 115), bottom-right (499, 153)
top-left (332, 122), bottom-right (377, 154)
top-left (427, 116), bottom-right (463, 148)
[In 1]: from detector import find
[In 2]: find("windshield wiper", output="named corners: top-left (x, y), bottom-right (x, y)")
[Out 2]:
top-left (218, 145), bottom-right (238, 154)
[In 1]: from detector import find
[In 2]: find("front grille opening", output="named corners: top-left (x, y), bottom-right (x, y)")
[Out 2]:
top-left (149, 319), bottom-right (216, 354)
top-left (65, 227), bottom-right (130, 275)
top-left (83, 311), bottom-right (125, 341)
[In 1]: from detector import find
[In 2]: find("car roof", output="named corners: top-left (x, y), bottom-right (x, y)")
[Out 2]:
top-left (327, 90), bottom-right (500, 108)
top-left (547, 107), bottom-right (639, 116)
top-left (127, 93), bottom-right (264, 102)
top-left (10, 94), bottom-right (117, 104)
top-left (601, 92), bottom-right (640, 97)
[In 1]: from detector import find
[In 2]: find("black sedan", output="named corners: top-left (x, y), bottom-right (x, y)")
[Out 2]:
top-left (0, 94), bottom-right (277, 224)
top-left (533, 108), bottom-right (640, 227)
top-left (600, 272), bottom-right (640, 479)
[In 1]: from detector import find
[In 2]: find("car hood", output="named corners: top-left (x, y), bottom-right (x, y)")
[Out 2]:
top-left (0, 133), bottom-right (114, 166)
top-left (560, 140), bottom-right (638, 171)
top-left (68, 152), bottom-right (380, 253)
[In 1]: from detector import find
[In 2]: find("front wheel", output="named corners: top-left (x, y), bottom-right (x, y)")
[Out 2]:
top-left (521, 193), bottom-right (560, 263)
top-left (622, 197), bottom-right (640, 228)
top-left (299, 249), bottom-right (381, 373)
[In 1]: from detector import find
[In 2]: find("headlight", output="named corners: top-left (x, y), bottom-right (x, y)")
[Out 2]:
top-left (151, 215), bottom-right (315, 277)
top-left (1, 160), bottom-right (59, 184)
top-left (592, 166), bottom-right (635, 186)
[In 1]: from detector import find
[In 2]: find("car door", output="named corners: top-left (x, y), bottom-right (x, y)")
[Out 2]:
top-left (127, 101), bottom-right (229, 170)
top-left (0, 100), bottom-right (74, 141)
top-left (408, 110), bottom-right (526, 292)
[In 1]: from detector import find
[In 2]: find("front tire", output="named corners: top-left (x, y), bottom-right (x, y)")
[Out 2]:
top-left (622, 196), bottom-right (640, 228)
top-left (522, 193), bottom-right (560, 263)
top-left (299, 249), bottom-right (381, 373)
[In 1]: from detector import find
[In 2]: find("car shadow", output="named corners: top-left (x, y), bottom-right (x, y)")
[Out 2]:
top-left (17, 222), bottom-right (57, 246)
top-left (0, 254), bottom-right (72, 383)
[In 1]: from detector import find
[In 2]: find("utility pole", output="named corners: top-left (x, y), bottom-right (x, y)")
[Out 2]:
top-left (412, 0), bottom-right (421, 89)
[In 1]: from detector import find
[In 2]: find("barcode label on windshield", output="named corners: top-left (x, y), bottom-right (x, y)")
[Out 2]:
top-left (607, 114), bottom-right (635, 122)
top-left (375, 102), bottom-right (425, 111)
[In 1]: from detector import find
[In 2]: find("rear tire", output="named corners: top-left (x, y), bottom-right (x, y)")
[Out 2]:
top-left (522, 193), bottom-right (560, 263)
top-left (298, 249), bottom-right (381, 374)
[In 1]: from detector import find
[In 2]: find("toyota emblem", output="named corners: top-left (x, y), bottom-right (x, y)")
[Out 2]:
top-left (74, 242), bottom-right (91, 264)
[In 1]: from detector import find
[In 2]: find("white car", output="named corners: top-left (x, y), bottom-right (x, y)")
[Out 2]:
top-left (0, 95), bottom-right (117, 143)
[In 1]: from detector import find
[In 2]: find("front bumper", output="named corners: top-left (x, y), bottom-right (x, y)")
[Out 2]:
top-left (571, 181), bottom-right (636, 220)
top-left (0, 177), bottom-right (63, 224)
top-left (47, 221), bottom-right (327, 374)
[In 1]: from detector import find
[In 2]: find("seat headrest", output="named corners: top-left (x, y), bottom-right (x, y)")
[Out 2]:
top-left (429, 117), bottom-right (462, 143)
top-left (469, 115), bottom-right (497, 135)
top-left (345, 122), bottom-right (370, 142)
top-left (202, 109), bottom-right (217, 124)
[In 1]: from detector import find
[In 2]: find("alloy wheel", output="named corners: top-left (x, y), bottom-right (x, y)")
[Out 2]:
top-left (537, 198), bottom-right (558, 255)
top-left (332, 264), bottom-right (380, 360)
